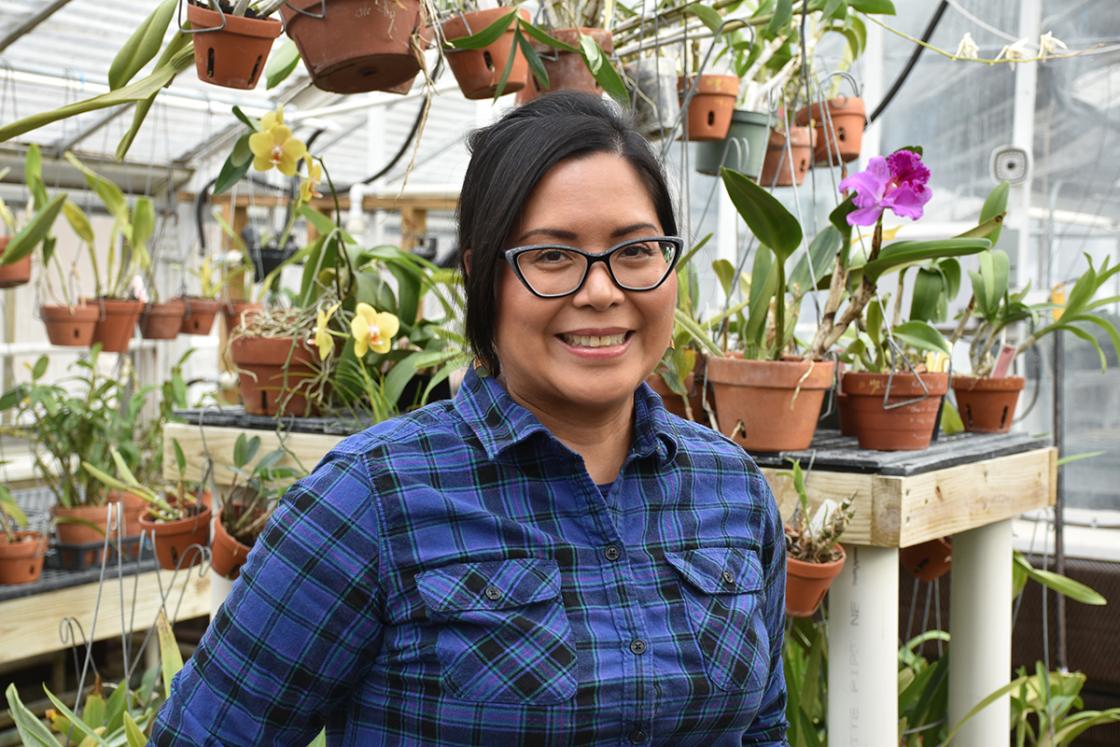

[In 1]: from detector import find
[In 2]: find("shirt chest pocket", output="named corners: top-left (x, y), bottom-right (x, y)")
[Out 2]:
top-left (665, 546), bottom-right (769, 693)
top-left (415, 557), bottom-right (578, 704)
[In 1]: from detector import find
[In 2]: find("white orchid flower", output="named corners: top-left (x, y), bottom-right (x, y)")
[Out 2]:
top-left (995, 37), bottom-right (1034, 65)
top-left (1039, 31), bottom-right (1068, 60)
top-left (954, 32), bottom-right (980, 60)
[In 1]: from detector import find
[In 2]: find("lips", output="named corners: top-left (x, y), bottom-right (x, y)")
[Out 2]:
top-left (560, 332), bottom-right (628, 348)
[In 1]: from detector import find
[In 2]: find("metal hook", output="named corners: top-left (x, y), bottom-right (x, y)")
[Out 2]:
top-left (882, 337), bottom-right (931, 410)
top-left (177, 0), bottom-right (228, 34)
top-left (816, 70), bottom-right (862, 104)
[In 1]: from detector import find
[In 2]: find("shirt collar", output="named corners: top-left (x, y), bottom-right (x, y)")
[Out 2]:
top-left (454, 367), bottom-right (678, 464)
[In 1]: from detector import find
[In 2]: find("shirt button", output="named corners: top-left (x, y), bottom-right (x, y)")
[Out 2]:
top-left (483, 585), bottom-right (502, 601)
top-left (604, 545), bottom-right (621, 561)
top-left (722, 570), bottom-right (735, 585)
top-left (629, 639), bottom-right (647, 655)
top-left (629, 728), bottom-right (648, 743)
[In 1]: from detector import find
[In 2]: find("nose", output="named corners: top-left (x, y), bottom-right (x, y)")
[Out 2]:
top-left (573, 261), bottom-right (624, 309)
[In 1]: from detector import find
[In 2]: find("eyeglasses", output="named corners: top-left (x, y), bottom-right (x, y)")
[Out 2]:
top-left (504, 236), bottom-right (683, 299)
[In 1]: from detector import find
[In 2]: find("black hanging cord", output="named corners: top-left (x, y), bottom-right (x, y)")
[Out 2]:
top-left (868, 1), bottom-right (949, 124)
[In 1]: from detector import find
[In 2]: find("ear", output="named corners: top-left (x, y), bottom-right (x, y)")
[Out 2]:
top-left (462, 249), bottom-right (472, 275)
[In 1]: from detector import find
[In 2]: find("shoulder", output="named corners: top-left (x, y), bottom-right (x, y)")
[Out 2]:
top-left (327, 398), bottom-right (464, 460)
top-left (662, 413), bottom-right (765, 476)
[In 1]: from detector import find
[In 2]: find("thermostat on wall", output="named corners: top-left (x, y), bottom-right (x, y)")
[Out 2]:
top-left (990, 145), bottom-right (1031, 184)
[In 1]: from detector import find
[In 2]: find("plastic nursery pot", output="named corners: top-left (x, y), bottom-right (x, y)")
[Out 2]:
top-left (786, 544), bottom-right (846, 618)
top-left (627, 56), bottom-right (680, 138)
top-left (842, 371), bottom-right (949, 451)
top-left (951, 375), bottom-right (1025, 434)
top-left (676, 74), bottom-right (738, 142)
top-left (186, 3), bottom-right (282, 90)
top-left (0, 531), bottom-right (48, 585)
top-left (900, 537), bottom-right (952, 582)
top-left (646, 371), bottom-right (705, 422)
top-left (180, 296), bottom-right (221, 335)
top-left (86, 297), bottom-right (143, 353)
top-left (141, 503), bottom-right (212, 572)
top-left (222, 300), bottom-right (263, 334)
top-left (694, 109), bottom-right (770, 179)
top-left (210, 510), bottom-right (253, 580)
top-left (138, 298), bottom-right (186, 340)
top-left (443, 8), bottom-right (530, 99)
top-left (280, 0), bottom-right (423, 94)
top-left (794, 97), bottom-right (867, 164)
top-left (515, 27), bottom-right (613, 105)
top-left (706, 355), bottom-right (836, 453)
top-left (759, 126), bottom-right (815, 187)
top-left (229, 335), bottom-right (320, 417)
top-left (39, 302), bottom-right (99, 346)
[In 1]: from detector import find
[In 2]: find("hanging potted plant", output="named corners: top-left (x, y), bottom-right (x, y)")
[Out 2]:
top-left (180, 254), bottom-right (224, 335)
top-left (901, 537), bottom-right (952, 582)
top-left (442, 6), bottom-right (532, 100)
top-left (0, 487), bottom-right (47, 585)
top-left (783, 460), bottom-right (854, 617)
top-left (186, 0), bottom-right (284, 90)
top-left (0, 148), bottom-right (68, 302)
top-left (138, 282), bottom-right (187, 340)
top-left (627, 53), bottom-right (680, 139)
top-left (678, 72), bottom-right (739, 141)
top-left (795, 94), bottom-right (867, 165)
top-left (758, 120), bottom-right (815, 187)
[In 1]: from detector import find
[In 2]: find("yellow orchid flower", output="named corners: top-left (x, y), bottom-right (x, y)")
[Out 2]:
top-left (315, 302), bottom-right (340, 361)
top-left (249, 118), bottom-right (307, 177)
top-left (261, 107), bottom-right (284, 131)
top-left (300, 156), bottom-right (323, 203)
top-left (350, 303), bottom-right (399, 357)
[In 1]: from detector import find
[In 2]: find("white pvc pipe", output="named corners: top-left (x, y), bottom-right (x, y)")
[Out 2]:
top-left (948, 519), bottom-right (1013, 745)
top-left (827, 545), bottom-right (899, 747)
top-left (209, 574), bottom-right (234, 619)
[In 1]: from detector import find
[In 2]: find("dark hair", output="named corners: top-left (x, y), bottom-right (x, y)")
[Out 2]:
top-left (457, 91), bottom-right (678, 376)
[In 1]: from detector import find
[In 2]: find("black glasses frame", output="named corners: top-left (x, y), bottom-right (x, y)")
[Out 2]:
top-left (503, 235), bottom-right (684, 299)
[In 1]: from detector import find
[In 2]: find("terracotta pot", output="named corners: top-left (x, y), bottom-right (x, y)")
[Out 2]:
top-left (180, 296), bottom-right (221, 335)
top-left (759, 126), bottom-right (815, 187)
top-left (40, 303), bottom-right (99, 346)
top-left (706, 356), bottom-right (835, 453)
top-left (0, 531), bottom-right (47, 585)
top-left (443, 8), bottom-right (530, 99)
top-left (222, 300), bottom-right (262, 334)
top-left (646, 372), bottom-right (705, 422)
top-left (952, 375), bottom-right (1025, 433)
top-left (0, 244), bottom-right (31, 288)
top-left (140, 504), bottom-right (211, 571)
top-left (138, 299), bottom-right (186, 340)
top-left (51, 494), bottom-right (138, 567)
top-left (795, 97), bottom-right (867, 164)
top-left (786, 545), bottom-right (846, 618)
top-left (842, 371), bottom-right (949, 451)
top-left (186, 3), bottom-right (282, 89)
top-left (836, 391), bottom-right (857, 437)
top-left (230, 335), bottom-right (320, 416)
top-left (677, 74), bottom-right (738, 141)
top-left (87, 298), bottom-right (143, 353)
top-left (516, 28), bottom-right (613, 105)
top-left (280, 0), bottom-right (423, 94)
top-left (901, 537), bottom-right (952, 582)
top-left (211, 510), bottom-right (254, 580)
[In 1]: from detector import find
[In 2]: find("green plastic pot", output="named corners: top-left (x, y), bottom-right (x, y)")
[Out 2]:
top-left (694, 109), bottom-right (770, 179)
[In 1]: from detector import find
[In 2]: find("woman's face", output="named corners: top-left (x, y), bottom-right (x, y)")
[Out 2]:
top-left (493, 152), bottom-right (677, 414)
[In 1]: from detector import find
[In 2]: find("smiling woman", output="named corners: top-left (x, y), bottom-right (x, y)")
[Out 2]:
top-left (151, 92), bottom-right (788, 746)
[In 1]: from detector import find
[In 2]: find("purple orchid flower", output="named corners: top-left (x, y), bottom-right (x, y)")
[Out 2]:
top-left (838, 148), bottom-right (933, 227)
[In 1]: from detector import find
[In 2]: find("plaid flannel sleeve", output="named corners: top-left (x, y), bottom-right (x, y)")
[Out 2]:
top-left (151, 450), bottom-right (384, 746)
top-left (743, 473), bottom-right (789, 746)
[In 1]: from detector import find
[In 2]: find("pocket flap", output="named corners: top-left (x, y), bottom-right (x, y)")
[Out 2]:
top-left (665, 546), bottom-right (763, 595)
top-left (416, 557), bottom-right (562, 613)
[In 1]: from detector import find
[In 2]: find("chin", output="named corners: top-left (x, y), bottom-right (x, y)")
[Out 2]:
top-left (560, 369), bottom-right (644, 408)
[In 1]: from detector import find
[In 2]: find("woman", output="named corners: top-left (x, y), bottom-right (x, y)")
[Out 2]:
top-left (152, 92), bottom-right (786, 746)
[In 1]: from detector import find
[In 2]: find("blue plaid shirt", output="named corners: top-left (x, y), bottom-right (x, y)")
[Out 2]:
top-left (152, 368), bottom-right (787, 746)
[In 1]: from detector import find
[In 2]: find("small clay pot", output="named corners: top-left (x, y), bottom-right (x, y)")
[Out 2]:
top-left (795, 97), bottom-right (867, 164)
top-left (842, 371), bottom-right (949, 451)
top-left (210, 510), bottom-right (253, 580)
top-left (677, 74), bottom-right (739, 141)
top-left (951, 375), bottom-right (1025, 433)
top-left (87, 297), bottom-right (143, 353)
top-left (759, 126), bottom-right (815, 187)
top-left (0, 254), bottom-right (31, 288)
top-left (222, 300), bottom-right (262, 334)
top-left (138, 299), bottom-right (186, 340)
top-left (901, 537), bottom-right (952, 582)
top-left (281, 0), bottom-right (423, 94)
top-left (180, 297), bottom-right (221, 335)
top-left (706, 356), bottom-right (835, 453)
top-left (836, 390), bottom-right (857, 437)
top-left (40, 303), bottom-right (99, 346)
top-left (443, 8), bottom-right (530, 99)
top-left (786, 545), bottom-right (846, 618)
top-left (516, 27), bottom-right (613, 105)
top-left (51, 494), bottom-right (138, 567)
top-left (646, 371), bottom-right (705, 422)
top-left (229, 335), bottom-right (320, 416)
top-left (0, 531), bottom-right (47, 585)
top-left (140, 503), bottom-right (212, 572)
top-left (186, 3), bottom-right (282, 90)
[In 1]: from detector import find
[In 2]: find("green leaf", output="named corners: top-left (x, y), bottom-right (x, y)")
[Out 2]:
top-left (0, 194), bottom-right (66, 265)
top-left (892, 320), bottom-right (950, 355)
top-left (519, 34), bottom-right (550, 90)
top-left (492, 27), bottom-right (521, 99)
top-left (765, 0), bottom-right (793, 37)
top-left (745, 247), bottom-right (777, 349)
top-left (1056, 450), bottom-right (1104, 467)
top-left (979, 181), bottom-right (1010, 248)
top-left (5, 683), bottom-right (59, 746)
top-left (909, 266), bottom-right (944, 322)
top-left (25, 144), bottom-right (49, 209)
top-left (43, 687), bottom-right (106, 744)
top-left (862, 238), bottom-right (991, 283)
top-left (213, 134), bottom-right (254, 195)
top-left (829, 195), bottom-right (857, 251)
top-left (789, 225), bottom-right (841, 299)
top-left (1016, 555), bottom-right (1106, 605)
top-left (116, 32), bottom-right (193, 160)
top-left (445, 10), bottom-right (516, 49)
top-left (685, 3), bottom-right (724, 33)
top-left (123, 712), bottom-right (147, 747)
top-left (712, 258), bottom-right (736, 298)
top-left (102, 680), bottom-right (129, 733)
top-left (266, 39), bottom-right (301, 89)
top-left (721, 168), bottom-right (802, 260)
top-left (231, 106), bottom-right (259, 131)
top-left (848, 0), bottom-right (896, 14)
top-left (64, 153), bottom-right (127, 221)
top-left (62, 200), bottom-right (95, 246)
top-left (579, 35), bottom-right (629, 105)
top-left (108, 0), bottom-right (176, 89)
top-left (31, 355), bottom-right (48, 380)
top-left (157, 610), bottom-right (184, 698)
top-left (130, 197), bottom-right (155, 257)
top-left (823, 0), bottom-right (849, 19)
top-left (866, 297), bottom-right (883, 350)
top-left (520, 21), bottom-right (579, 53)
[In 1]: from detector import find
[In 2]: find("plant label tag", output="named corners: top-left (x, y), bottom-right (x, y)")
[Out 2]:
top-left (991, 344), bottom-right (1016, 378)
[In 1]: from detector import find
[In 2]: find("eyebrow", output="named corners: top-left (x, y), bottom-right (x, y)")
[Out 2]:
top-left (515, 222), bottom-right (660, 244)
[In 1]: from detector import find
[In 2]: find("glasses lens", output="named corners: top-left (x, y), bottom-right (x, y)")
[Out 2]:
top-left (609, 239), bottom-right (677, 289)
top-left (515, 248), bottom-right (588, 296)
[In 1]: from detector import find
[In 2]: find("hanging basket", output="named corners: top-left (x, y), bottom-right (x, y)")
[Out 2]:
top-left (40, 302), bottom-right (99, 346)
top-left (186, 3), bottom-right (282, 90)
top-left (694, 109), bottom-right (770, 179)
top-left (86, 297), bottom-right (143, 354)
top-left (0, 239), bottom-right (31, 287)
top-left (627, 56), bottom-right (680, 138)
top-left (786, 546), bottom-right (846, 618)
top-left (677, 74), bottom-right (738, 142)
top-left (516, 27), bottom-right (612, 105)
top-left (794, 96), bottom-right (867, 165)
top-left (280, 0), bottom-right (424, 94)
top-left (139, 298), bottom-right (187, 340)
top-left (443, 8), bottom-right (530, 99)
top-left (759, 126), bottom-right (815, 187)
top-left (180, 296), bottom-right (221, 335)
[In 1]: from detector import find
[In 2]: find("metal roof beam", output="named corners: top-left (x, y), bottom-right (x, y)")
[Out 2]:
top-left (0, 0), bottom-right (78, 55)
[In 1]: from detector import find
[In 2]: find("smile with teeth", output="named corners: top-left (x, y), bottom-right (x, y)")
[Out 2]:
top-left (560, 332), bottom-right (630, 348)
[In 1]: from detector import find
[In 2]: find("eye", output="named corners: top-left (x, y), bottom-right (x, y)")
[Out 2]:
top-left (617, 242), bottom-right (657, 259)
